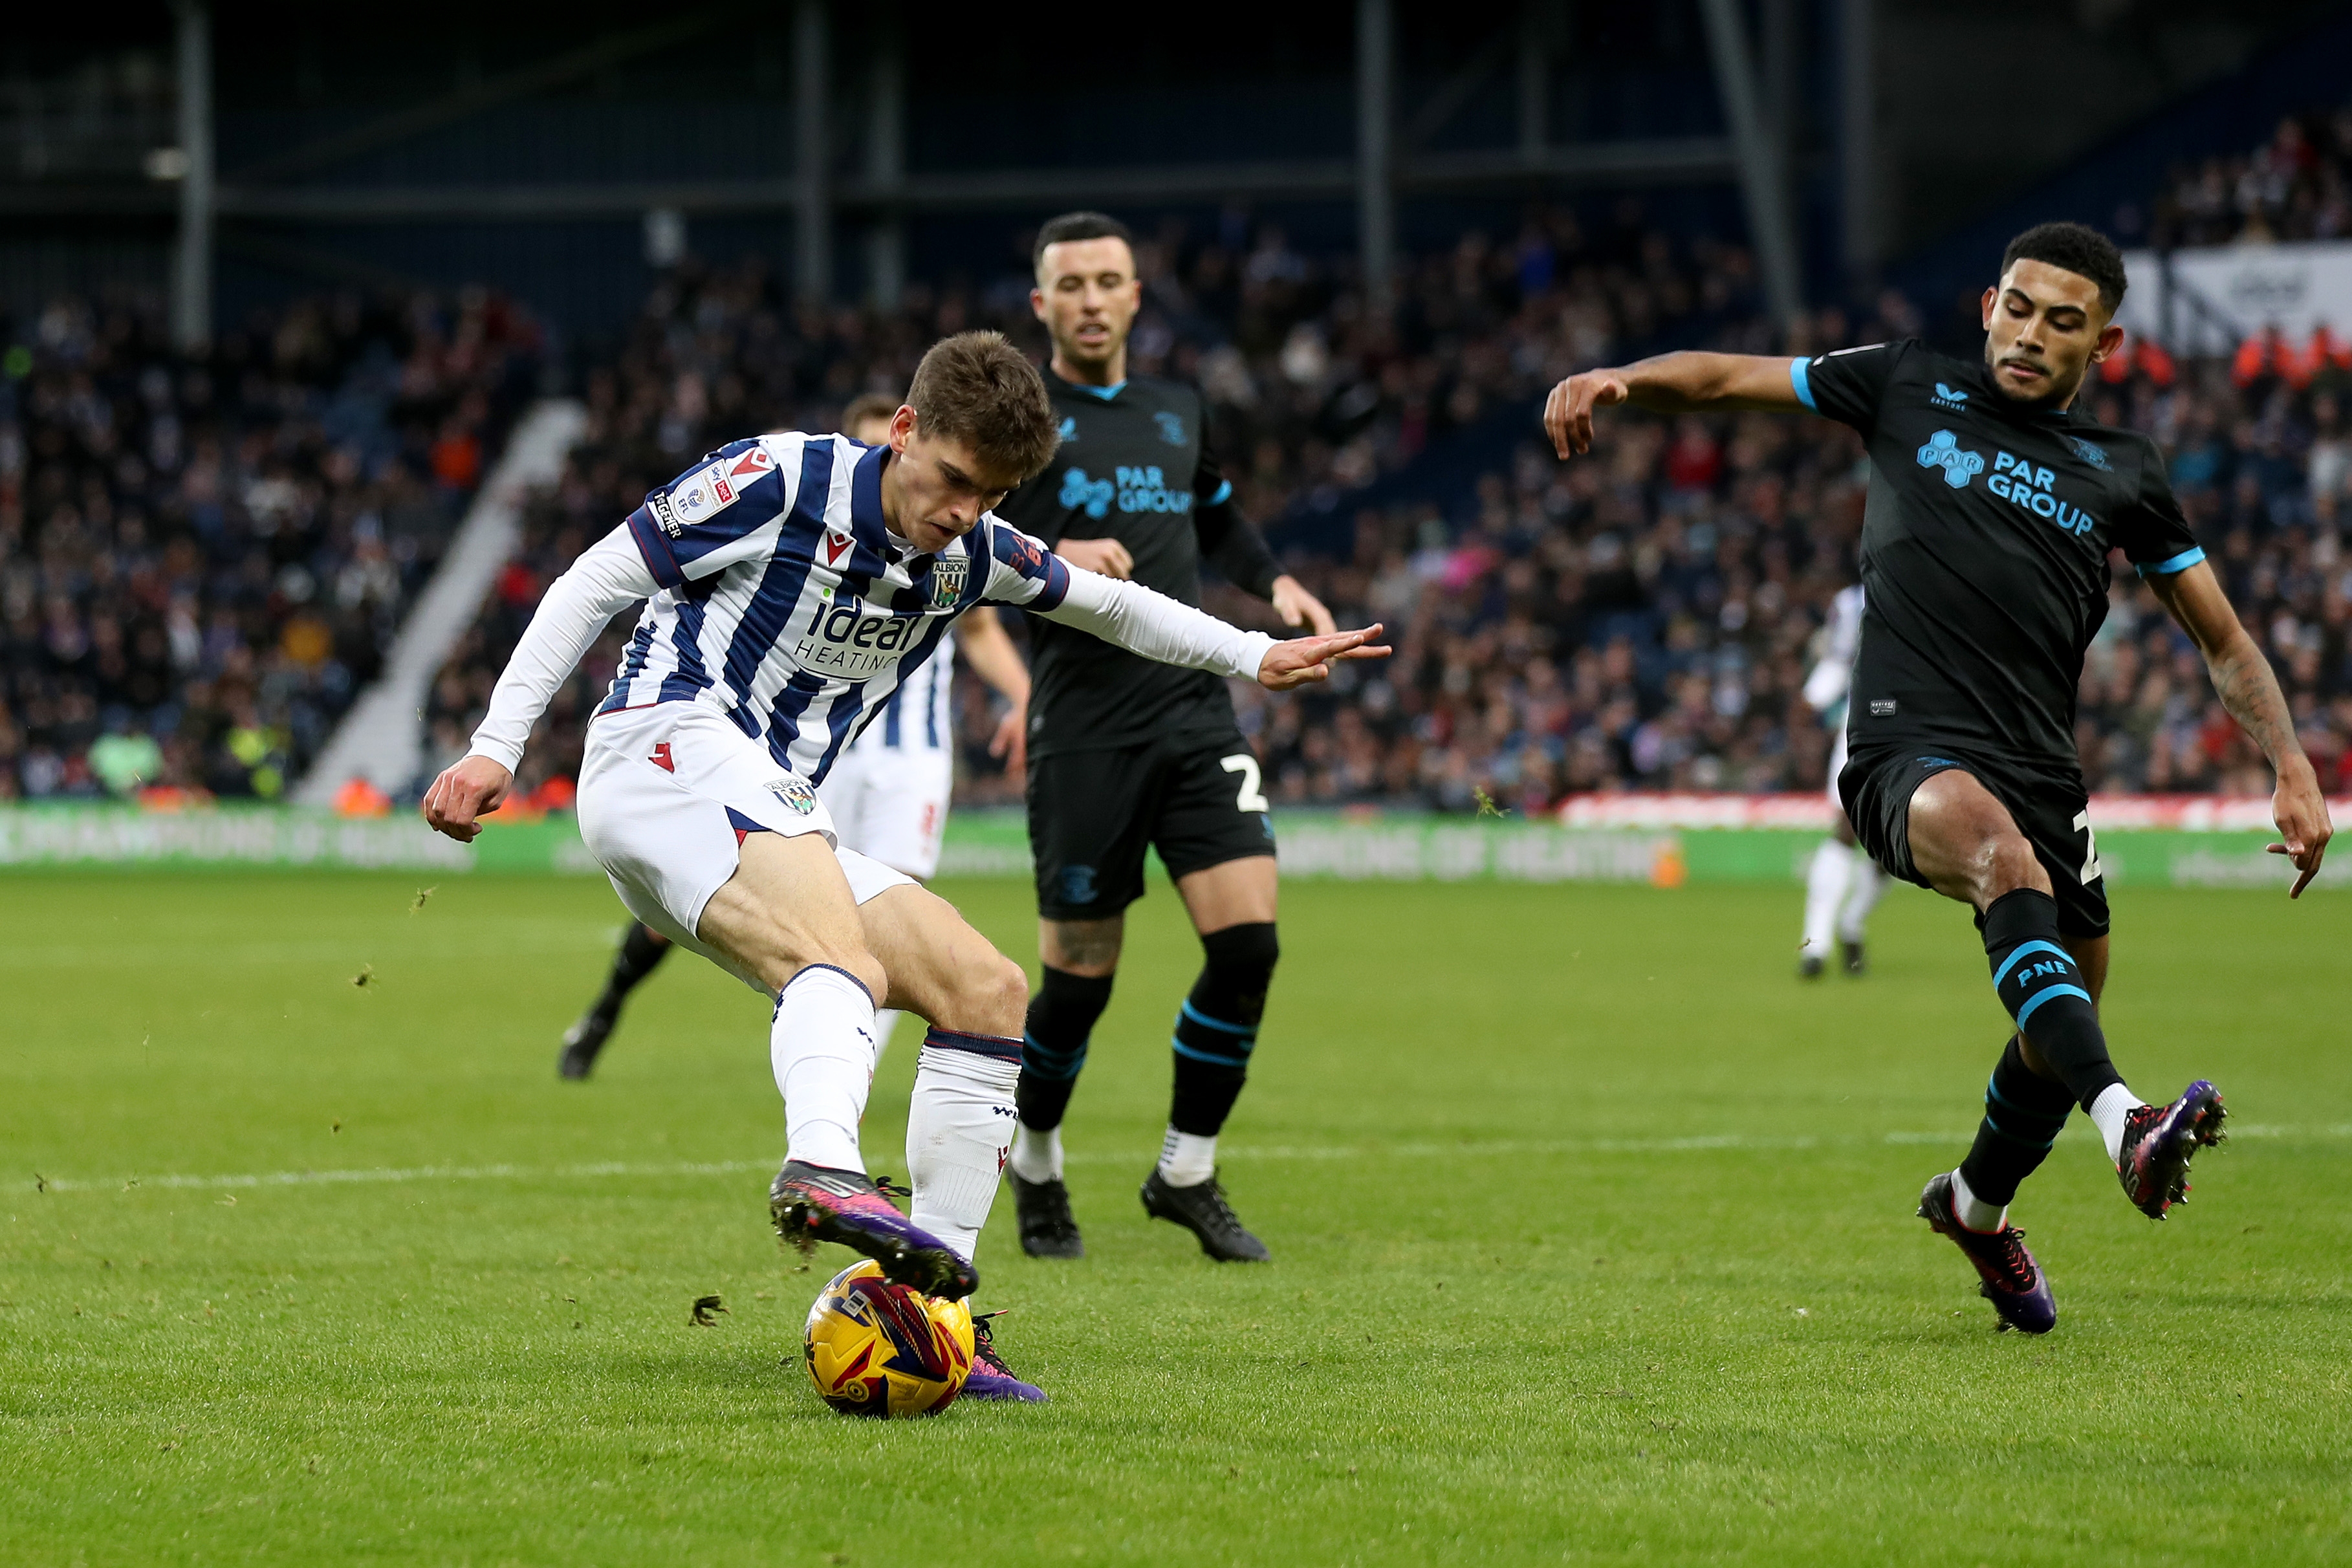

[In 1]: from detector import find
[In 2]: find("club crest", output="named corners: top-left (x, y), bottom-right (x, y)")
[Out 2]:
top-left (930, 555), bottom-right (968, 608)
top-left (767, 777), bottom-right (819, 816)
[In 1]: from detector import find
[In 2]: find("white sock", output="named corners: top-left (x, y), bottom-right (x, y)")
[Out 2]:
top-left (1157, 1127), bottom-right (1217, 1187)
top-left (1800, 838), bottom-right (1849, 958)
top-left (1835, 848), bottom-right (1886, 942)
top-left (2089, 1082), bottom-right (2142, 1164)
top-left (1008, 1123), bottom-right (1062, 1184)
top-left (871, 1008), bottom-right (903, 1064)
top-left (1948, 1167), bottom-right (2005, 1233)
top-left (905, 1034), bottom-right (1021, 1265)
top-left (771, 964), bottom-right (879, 1173)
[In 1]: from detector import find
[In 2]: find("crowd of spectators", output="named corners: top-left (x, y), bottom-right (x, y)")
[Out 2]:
top-left (0, 286), bottom-right (541, 802)
top-left (418, 210), bottom-right (2352, 815)
top-left (2148, 100), bottom-right (2352, 248)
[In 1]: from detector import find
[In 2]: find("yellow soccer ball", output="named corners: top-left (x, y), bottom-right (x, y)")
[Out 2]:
top-left (803, 1259), bottom-right (974, 1418)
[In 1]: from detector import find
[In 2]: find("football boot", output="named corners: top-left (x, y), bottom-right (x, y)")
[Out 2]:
top-left (963, 1312), bottom-right (1049, 1402)
top-left (1009, 1171), bottom-right (1085, 1259)
top-left (1797, 952), bottom-right (1826, 979)
top-left (769, 1160), bottom-right (979, 1301)
top-left (1140, 1168), bottom-right (1270, 1262)
top-left (557, 1007), bottom-right (618, 1080)
top-left (2117, 1080), bottom-right (2227, 1219)
top-left (1840, 939), bottom-right (1867, 977)
top-left (1917, 1172), bottom-right (2054, 1334)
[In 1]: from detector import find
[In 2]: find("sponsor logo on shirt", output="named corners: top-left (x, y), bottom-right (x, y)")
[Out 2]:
top-left (823, 528), bottom-right (853, 566)
top-left (670, 458), bottom-right (741, 525)
top-left (729, 445), bottom-right (776, 479)
top-left (1060, 466), bottom-right (1115, 518)
top-left (1932, 381), bottom-right (1970, 411)
top-left (1155, 410), bottom-right (1188, 446)
top-left (1915, 430), bottom-right (1986, 489)
top-left (1057, 416), bottom-right (1078, 443)
top-left (792, 597), bottom-right (928, 677)
top-left (1987, 450), bottom-right (2098, 536)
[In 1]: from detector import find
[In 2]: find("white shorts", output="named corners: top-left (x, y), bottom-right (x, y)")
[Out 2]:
top-left (818, 741), bottom-right (955, 882)
top-left (577, 702), bottom-right (914, 988)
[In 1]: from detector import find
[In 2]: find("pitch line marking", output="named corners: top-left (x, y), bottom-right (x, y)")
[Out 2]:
top-left (27, 1124), bottom-right (2348, 1197)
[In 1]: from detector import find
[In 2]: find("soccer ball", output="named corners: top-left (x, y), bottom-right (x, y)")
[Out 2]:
top-left (803, 1259), bottom-right (974, 1418)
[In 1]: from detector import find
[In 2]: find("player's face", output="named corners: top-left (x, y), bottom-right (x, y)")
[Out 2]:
top-left (1979, 259), bottom-right (2126, 408)
top-left (1031, 237), bottom-right (1141, 371)
top-left (886, 406), bottom-right (1024, 552)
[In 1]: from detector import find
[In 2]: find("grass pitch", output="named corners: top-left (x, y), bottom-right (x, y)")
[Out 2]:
top-left (3, 867), bottom-right (2349, 1565)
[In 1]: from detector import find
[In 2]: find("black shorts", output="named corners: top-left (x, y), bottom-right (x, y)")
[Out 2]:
top-left (1838, 743), bottom-right (2110, 938)
top-left (1026, 728), bottom-right (1276, 920)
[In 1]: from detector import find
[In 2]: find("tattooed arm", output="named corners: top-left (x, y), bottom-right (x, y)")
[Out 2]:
top-left (2147, 560), bottom-right (2333, 895)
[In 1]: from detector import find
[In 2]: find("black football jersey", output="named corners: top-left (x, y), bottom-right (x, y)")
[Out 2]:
top-left (996, 369), bottom-right (1281, 757)
top-left (1795, 340), bottom-right (2203, 772)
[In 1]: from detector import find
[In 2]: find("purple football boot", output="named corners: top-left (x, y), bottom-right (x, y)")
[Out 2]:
top-left (963, 1312), bottom-right (1049, 1403)
top-left (2117, 1080), bottom-right (2227, 1219)
top-left (1917, 1172), bottom-right (2056, 1334)
top-left (768, 1160), bottom-right (980, 1301)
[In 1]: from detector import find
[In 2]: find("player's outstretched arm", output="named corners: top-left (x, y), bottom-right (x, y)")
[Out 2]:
top-left (1545, 351), bottom-right (1806, 459)
top-left (421, 526), bottom-right (657, 844)
top-left (1029, 565), bottom-right (1388, 692)
top-left (2148, 560), bottom-right (2333, 895)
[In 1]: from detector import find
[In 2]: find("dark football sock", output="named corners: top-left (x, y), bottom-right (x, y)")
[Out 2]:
top-left (1016, 966), bottom-right (1114, 1133)
top-left (1981, 889), bottom-right (2120, 1112)
top-left (1957, 1034), bottom-right (2075, 1206)
top-left (1169, 923), bottom-right (1279, 1138)
top-left (596, 922), bottom-right (671, 1015)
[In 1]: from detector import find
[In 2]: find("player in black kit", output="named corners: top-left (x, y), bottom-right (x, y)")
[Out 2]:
top-left (997, 212), bottom-right (1343, 1263)
top-left (1547, 222), bottom-right (2331, 1334)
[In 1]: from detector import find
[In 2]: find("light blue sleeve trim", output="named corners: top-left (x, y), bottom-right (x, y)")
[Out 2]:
top-left (2136, 546), bottom-right (2206, 578)
top-left (1789, 356), bottom-right (1818, 412)
top-left (1206, 480), bottom-right (1233, 506)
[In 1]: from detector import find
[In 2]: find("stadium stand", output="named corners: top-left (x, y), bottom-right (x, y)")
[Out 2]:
top-left (424, 214), bottom-right (2352, 814)
top-left (0, 288), bottom-right (542, 803)
top-left (2151, 96), bottom-right (2352, 248)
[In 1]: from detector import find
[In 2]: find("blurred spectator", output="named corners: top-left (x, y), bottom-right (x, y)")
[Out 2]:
top-left (2147, 100), bottom-right (2352, 248)
top-left (0, 287), bottom-right (541, 801)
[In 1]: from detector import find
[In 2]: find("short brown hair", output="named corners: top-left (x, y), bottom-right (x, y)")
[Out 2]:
top-left (905, 331), bottom-right (1059, 481)
top-left (839, 391), bottom-right (902, 437)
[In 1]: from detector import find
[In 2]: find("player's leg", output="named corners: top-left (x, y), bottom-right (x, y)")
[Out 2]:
top-left (1138, 735), bottom-right (1284, 1262)
top-left (837, 745), bottom-right (956, 1063)
top-left (1798, 820), bottom-right (1854, 979)
top-left (559, 921), bottom-right (672, 1079)
top-left (848, 860), bottom-right (1045, 1401)
top-left (1833, 831), bottom-right (1887, 975)
top-left (815, 750), bottom-right (908, 1060)
top-left (1141, 851), bottom-right (1277, 1261)
top-left (1008, 741), bottom-right (1155, 1258)
top-left (1911, 767), bottom-right (2220, 1221)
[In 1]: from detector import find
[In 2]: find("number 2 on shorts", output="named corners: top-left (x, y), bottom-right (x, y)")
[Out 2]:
top-left (1222, 753), bottom-right (1270, 813)
top-left (2073, 808), bottom-right (2102, 884)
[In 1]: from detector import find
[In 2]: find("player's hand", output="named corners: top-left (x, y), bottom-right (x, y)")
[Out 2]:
top-left (1256, 624), bottom-right (1389, 691)
top-left (1269, 574), bottom-right (1338, 636)
top-left (422, 754), bottom-right (513, 844)
top-left (2266, 759), bottom-right (2333, 897)
top-left (1543, 371), bottom-right (1630, 459)
top-left (1057, 538), bottom-right (1134, 580)
top-left (989, 699), bottom-right (1029, 781)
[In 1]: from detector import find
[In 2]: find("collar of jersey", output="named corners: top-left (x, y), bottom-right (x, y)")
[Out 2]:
top-left (1065, 378), bottom-right (1126, 401)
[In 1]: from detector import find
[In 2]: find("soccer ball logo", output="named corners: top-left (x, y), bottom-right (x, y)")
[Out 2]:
top-left (803, 1260), bottom-right (974, 1418)
top-left (1915, 429), bottom-right (1985, 490)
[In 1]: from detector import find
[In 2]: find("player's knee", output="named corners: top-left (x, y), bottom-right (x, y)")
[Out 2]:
top-left (928, 951), bottom-right (1028, 1037)
top-left (1978, 833), bottom-right (2049, 902)
top-left (1199, 921), bottom-right (1279, 1021)
top-left (980, 953), bottom-right (1030, 1035)
top-left (784, 948), bottom-right (886, 1009)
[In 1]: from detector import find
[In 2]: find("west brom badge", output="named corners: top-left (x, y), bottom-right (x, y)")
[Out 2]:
top-left (767, 777), bottom-right (820, 816)
top-left (930, 555), bottom-right (968, 609)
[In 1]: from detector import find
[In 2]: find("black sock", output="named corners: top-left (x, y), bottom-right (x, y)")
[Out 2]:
top-left (1169, 923), bottom-right (1279, 1138)
top-left (1016, 966), bottom-right (1113, 1134)
top-left (1957, 1034), bottom-right (2074, 1206)
top-left (1981, 889), bottom-right (2119, 1112)
top-left (596, 922), bottom-right (671, 1016)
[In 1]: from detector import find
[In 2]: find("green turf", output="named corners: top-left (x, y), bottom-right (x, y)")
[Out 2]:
top-left (3, 869), bottom-right (2348, 1565)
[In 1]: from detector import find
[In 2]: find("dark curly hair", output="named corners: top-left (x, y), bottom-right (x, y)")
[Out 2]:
top-left (2000, 221), bottom-right (2128, 314)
